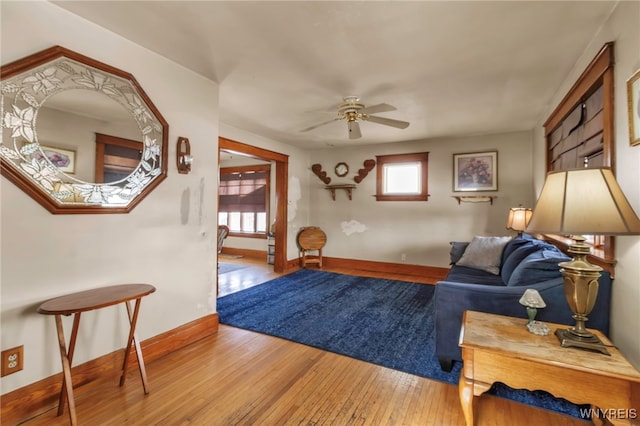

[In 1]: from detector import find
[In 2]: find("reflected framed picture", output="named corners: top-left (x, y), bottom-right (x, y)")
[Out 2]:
top-left (453, 151), bottom-right (497, 192)
top-left (34, 145), bottom-right (76, 174)
top-left (627, 68), bottom-right (640, 146)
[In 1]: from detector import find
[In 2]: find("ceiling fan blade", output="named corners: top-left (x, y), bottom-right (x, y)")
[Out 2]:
top-left (348, 120), bottom-right (362, 139)
top-left (300, 118), bottom-right (339, 132)
top-left (359, 103), bottom-right (396, 115)
top-left (364, 115), bottom-right (410, 129)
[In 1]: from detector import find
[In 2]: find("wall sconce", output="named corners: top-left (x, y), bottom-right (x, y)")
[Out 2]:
top-left (177, 137), bottom-right (193, 174)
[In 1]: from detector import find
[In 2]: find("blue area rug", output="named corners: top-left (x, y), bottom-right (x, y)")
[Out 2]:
top-left (217, 269), bottom-right (586, 419)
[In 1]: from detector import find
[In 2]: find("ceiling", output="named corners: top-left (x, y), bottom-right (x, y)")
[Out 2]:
top-left (53, 1), bottom-right (617, 150)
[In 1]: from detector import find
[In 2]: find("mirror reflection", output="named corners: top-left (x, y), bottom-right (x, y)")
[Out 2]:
top-left (0, 46), bottom-right (168, 213)
top-left (35, 89), bottom-right (142, 183)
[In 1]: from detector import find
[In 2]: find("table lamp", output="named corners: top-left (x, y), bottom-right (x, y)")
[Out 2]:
top-left (526, 167), bottom-right (640, 355)
top-left (519, 289), bottom-right (549, 335)
top-left (506, 205), bottom-right (533, 236)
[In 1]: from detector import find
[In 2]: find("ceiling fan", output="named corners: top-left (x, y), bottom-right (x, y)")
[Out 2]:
top-left (301, 96), bottom-right (410, 139)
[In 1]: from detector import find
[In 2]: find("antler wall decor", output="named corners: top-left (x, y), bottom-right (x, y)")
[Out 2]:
top-left (354, 159), bottom-right (376, 183)
top-left (311, 164), bottom-right (331, 184)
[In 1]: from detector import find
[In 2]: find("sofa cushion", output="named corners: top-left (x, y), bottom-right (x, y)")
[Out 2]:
top-left (449, 241), bottom-right (469, 264)
top-left (456, 236), bottom-right (512, 275)
top-left (445, 265), bottom-right (505, 285)
top-left (507, 249), bottom-right (571, 286)
top-left (500, 238), bottom-right (558, 285)
top-left (500, 234), bottom-right (535, 264)
top-left (500, 242), bottom-right (539, 284)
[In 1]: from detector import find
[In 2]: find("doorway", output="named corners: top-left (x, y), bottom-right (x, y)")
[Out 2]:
top-left (218, 137), bottom-right (288, 274)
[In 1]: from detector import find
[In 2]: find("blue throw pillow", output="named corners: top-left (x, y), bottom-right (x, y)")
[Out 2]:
top-left (500, 242), bottom-right (539, 285)
top-left (500, 237), bottom-right (560, 284)
top-left (449, 242), bottom-right (469, 264)
top-left (500, 235), bottom-right (534, 264)
top-left (507, 249), bottom-right (571, 286)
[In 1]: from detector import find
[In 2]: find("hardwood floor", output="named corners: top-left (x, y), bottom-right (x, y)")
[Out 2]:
top-left (217, 255), bottom-right (281, 297)
top-left (21, 258), bottom-right (589, 425)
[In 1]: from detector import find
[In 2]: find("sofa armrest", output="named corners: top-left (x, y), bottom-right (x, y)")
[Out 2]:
top-left (434, 278), bottom-right (571, 370)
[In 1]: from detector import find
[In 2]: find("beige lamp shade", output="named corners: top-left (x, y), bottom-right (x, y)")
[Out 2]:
top-left (507, 206), bottom-right (533, 232)
top-left (526, 168), bottom-right (640, 235)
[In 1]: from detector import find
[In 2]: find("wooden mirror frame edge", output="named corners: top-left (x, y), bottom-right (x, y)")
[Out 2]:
top-left (0, 45), bottom-right (169, 214)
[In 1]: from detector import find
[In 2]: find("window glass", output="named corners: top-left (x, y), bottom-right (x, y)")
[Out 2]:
top-left (256, 212), bottom-right (267, 233)
top-left (241, 212), bottom-right (255, 232)
top-left (228, 212), bottom-right (241, 231)
top-left (375, 152), bottom-right (429, 201)
top-left (383, 162), bottom-right (421, 194)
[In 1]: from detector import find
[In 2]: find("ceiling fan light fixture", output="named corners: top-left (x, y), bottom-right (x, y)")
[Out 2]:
top-left (347, 119), bottom-right (362, 139)
top-left (301, 95), bottom-right (409, 138)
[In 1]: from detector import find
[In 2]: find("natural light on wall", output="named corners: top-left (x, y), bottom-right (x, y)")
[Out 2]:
top-left (383, 162), bottom-right (421, 194)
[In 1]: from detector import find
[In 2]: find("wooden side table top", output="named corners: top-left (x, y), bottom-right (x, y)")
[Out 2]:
top-left (38, 284), bottom-right (156, 315)
top-left (460, 310), bottom-right (640, 383)
top-left (297, 227), bottom-right (327, 250)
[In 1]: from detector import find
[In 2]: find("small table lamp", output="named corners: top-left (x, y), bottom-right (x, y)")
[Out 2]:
top-left (506, 205), bottom-right (533, 236)
top-left (526, 168), bottom-right (640, 354)
top-left (519, 289), bottom-right (549, 335)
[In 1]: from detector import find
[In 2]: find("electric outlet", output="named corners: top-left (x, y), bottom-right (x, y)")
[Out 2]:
top-left (401, 253), bottom-right (407, 263)
top-left (1, 345), bottom-right (24, 377)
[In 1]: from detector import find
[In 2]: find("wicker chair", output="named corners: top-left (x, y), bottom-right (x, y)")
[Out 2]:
top-left (217, 225), bottom-right (229, 254)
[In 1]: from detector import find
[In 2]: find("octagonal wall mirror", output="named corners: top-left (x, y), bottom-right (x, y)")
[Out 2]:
top-left (1, 46), bottom-right (168, 213)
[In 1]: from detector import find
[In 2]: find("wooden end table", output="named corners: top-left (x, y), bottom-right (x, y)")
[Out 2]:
top-left (38, 284), bottom-right (155, 426)
top-left (297, 226), bottom-right (326, 268)
top-left (459, 310), bottom-right (640, 426)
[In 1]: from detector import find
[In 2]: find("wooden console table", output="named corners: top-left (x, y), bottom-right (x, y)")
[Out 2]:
top-left (38, 284), bottom-right (156, 425)
top-left (459, 310), bottom-right (640, 426)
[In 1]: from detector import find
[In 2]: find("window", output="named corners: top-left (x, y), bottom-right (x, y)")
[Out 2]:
top-left (375, 152), bottom-right (429, 201)
top-left (218, 165), bottom-right (270, 237)
top-left (543, 42), bottom-right (615, 274)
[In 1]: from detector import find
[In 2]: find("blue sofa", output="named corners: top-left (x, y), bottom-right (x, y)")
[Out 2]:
top-left (434, 234), bottom-right (612, 372)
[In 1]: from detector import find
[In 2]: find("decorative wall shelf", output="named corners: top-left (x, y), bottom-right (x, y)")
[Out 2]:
top-left (325, 184), bottom-right (356, 200)
top-left (453, 195), bottom-right (497, 205)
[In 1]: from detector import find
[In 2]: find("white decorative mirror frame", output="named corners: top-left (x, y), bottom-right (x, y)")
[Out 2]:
top-left (1, 46), bottom-right (168, 213)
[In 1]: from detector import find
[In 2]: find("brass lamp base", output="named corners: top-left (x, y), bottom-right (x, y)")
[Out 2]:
top-left (556, 235), bottom-right (611, 356)
top-left (555, 328), bottom-right (610, 355)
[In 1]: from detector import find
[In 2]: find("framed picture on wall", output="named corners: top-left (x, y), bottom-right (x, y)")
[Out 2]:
top-left (453, 151), bottom-right (498, 192)
top-left (627, 68), bottom-right (640, 146)
top-left (33, 145), bottom-right (76, 174)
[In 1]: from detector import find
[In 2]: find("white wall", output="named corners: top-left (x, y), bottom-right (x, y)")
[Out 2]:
top-left (1, 2), bottom-right (220, 393)
top-left (309, 131), bottom-right (534, 267)
top-left (533, 1), bottom-right (640, 368)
